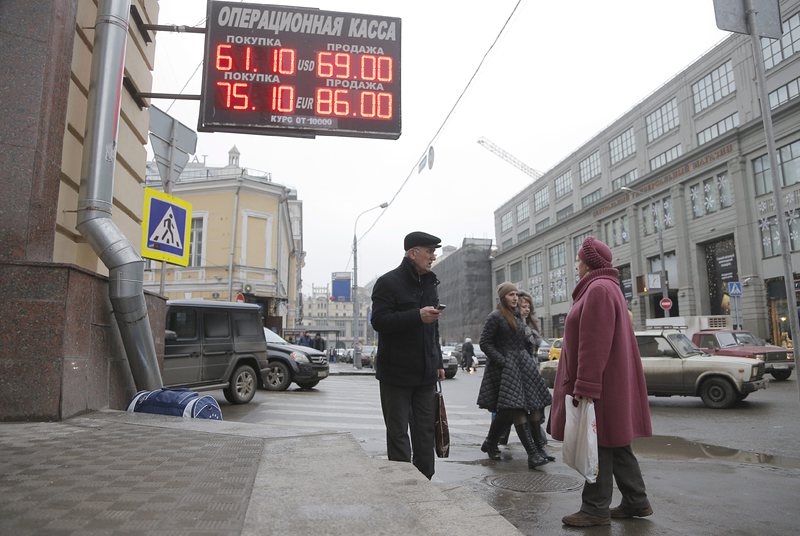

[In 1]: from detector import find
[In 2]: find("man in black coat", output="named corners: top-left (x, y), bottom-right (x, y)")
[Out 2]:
top-left (371, 231), bottom-right (445, 479)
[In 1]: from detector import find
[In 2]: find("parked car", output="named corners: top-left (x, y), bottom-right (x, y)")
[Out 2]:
top-left (439, 345), bottom-right (459, 379)
top-left (362, 345), bottom-right (377, 367)
top-left (539, 328), bottom-right (768, 409)
top-left (262, 328), bottom-right (329, 390)
top-left (548, 338), bottom-right (563, 360)
top-left (536, 338), bottom-right (553, 362)
top-left (163, 300), bottom-right (269, 404)
top-left (691, 329), bottom-right (794, 381)
top-left (473, 344), bottom-right (487, 366)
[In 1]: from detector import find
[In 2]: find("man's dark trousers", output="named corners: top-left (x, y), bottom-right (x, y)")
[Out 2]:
top-left (379, 381), bottom-right (436, 479)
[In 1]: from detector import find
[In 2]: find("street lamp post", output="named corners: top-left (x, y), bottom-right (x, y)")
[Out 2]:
top-left (352, 202), bottom-right (388, 369)
top-left (622, 186), bottom-right (669, 318)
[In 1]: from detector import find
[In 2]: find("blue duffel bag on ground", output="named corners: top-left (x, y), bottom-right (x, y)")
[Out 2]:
top-left (127, 388), bottom-right (223, 420)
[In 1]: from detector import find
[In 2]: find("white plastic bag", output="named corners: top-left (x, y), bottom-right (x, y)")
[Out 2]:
top-left (562, 395), bottom-right (599, 483)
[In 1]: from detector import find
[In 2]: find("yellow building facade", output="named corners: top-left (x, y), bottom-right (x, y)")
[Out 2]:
top-left (143, 147), bottom-right (304, 332)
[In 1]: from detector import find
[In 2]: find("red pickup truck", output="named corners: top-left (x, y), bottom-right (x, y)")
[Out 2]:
top-left (691, 329), bottom-right (794, 381)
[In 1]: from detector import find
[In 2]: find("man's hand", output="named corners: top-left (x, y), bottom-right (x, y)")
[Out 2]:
top-left (438, 368), bottom-right (445, 380)
top-left (420, 306), bottom-right (442, 324)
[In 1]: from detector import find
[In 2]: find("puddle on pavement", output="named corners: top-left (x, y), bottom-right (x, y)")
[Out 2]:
top-left (633, 435), bottom-right (800, 470)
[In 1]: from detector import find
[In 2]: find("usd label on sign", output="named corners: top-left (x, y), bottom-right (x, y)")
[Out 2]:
top-left (141, 187), bottom-right (192, 266)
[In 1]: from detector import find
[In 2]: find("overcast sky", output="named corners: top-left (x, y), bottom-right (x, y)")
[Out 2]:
top-left (150, 0), bottom-right (730, 295)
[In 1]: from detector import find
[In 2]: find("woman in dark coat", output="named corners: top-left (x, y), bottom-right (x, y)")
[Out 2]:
top-left (477, 282), bottom-right (552, 469)
top-left (549, 237), bottom-right (652, 527)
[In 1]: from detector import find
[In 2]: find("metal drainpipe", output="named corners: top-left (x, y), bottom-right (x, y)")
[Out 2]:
top-left (76, 0), bottom-right (162, 390)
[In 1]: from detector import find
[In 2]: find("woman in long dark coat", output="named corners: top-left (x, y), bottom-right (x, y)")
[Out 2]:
top-left (477, 282), bottom-right (552, 469)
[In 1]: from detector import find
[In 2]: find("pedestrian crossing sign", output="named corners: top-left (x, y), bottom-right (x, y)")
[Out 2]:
top-left (141, 187), bottom-right (192, 266)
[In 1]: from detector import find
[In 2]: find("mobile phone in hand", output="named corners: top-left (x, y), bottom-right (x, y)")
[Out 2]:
top-left (435, 304), bottom-right (447, 310)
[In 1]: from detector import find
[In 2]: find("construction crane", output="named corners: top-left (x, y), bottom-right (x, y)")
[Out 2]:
top-left (477, 137), bottom-right (543, 181)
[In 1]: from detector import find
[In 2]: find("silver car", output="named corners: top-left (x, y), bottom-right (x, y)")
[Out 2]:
top-left (539, 328), bottom-right (767, 409)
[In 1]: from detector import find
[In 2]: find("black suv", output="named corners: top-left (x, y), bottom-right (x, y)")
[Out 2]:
top-left (262, 328), bottom-right (329, 390)
top-left (163, 300), bottom-right (269, 404)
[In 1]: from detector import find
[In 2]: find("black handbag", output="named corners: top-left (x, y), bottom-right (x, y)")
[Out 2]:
top-left (434, 381), bottom-right (450, 458)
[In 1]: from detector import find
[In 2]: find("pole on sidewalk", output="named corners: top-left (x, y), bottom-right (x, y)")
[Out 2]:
top-left (746, 0), bottom-right (800, 401)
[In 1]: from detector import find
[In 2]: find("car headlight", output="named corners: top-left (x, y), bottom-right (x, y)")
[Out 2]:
top-left (787, 352), bottom-right (794, 360)
top-left (750, 366), bottom-right (759, 380)
top-left (290, 351), bottom-right (310, 364)
top-left (754, 353), bottom-right (765, 361)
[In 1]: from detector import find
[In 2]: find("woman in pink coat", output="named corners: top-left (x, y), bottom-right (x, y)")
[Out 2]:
top-left (548, 236), bottom-right (653, 527)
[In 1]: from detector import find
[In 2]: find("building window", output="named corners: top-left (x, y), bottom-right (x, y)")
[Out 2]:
top-left (548, 243), bottom-right (567, 304)
top-left (502, 238), bottom-right (513, 249)
top-left (501, 211), bottom-right (513, 232)
top-left (517, 228), bottom-right (530, 241)
top-left (528, 252), bottom-right (543, 276)
top-left (751, 139), bottom-right (800, 196)
top-left (604, 214), bottom-right (630, 246)
top-left (769, 75), bottom-right (800, 109)
top-left (611, 169), bottom-right (639, 191)
top-left (581, 188), bottom-right (602, 209)
top-left (549, 243), bottom-right (566, 269)
top-left (641, 196), bottom-right (673, 235)
top-left (760, 215), bottom-right (800, 257)
top-left (527, 254), bottom-right (544, 307)
top-left (646, 97), bottom-right (679, 142)
top-left (495, 268), bottom-right (505, 286)
top-left (692, 60), bottom-right (735, 113)
top-left (535, 218), bottom-right (551, 233)
top-left (649, 144), bottom-right (682, 171)
top-left (510, 261), bottom-right (523, 283)
top-left (609, 127), bottom-right (636, 165)
top-left (534, 187), bottom-right (550, 212)
top-left (556, 205), bottom-right (574, 221)
top-left (555, 171), bottom-right (573, 198)
top-left (761, 12), bottom-right (800, 70)
top-left (516, 200), bottom-right (530, 222)
top-left (579, 151), bottom-right (601, 185)
top-left (697, 113), bottom-right (739, 145)
top-left (572, 231), bottom-right (592, 257)
top-left (189, 216), bottom-right (205, 267)
top-left (691, 172), bottom-right (733, 217)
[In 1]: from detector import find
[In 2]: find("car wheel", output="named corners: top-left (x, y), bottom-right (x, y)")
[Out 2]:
top-left (223, 364), bottom-right (257, 404)
top-left (296, 380), bottom-right (319, 389)
top-left (770, 369), bottom-right (792, 381)
top-left (700, 377), bottom-right (736, 409)
top-left (264, 361), bottom-right (292, 391)
top-left (445, 370), bottom-right (456, 379)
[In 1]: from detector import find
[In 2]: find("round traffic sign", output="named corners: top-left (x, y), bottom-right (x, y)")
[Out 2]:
top-left (235, 292), bottom-right (245, 303)
top-left (660, 298), bottom-right (673, 310)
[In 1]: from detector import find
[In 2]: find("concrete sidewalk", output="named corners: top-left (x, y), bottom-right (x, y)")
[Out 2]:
top-left (0, 410), bottom-right (520, 536)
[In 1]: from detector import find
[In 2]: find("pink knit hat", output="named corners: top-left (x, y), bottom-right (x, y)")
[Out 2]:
top-left (578, 236), bottom-right (613, 269)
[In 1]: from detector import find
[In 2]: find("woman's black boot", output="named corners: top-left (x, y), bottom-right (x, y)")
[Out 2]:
top-left (531, 421), bottom-right (556, 462)
top-left (481, 415), bottom-right (505, 460)
top-left (515, 422), bottom-right (548, 469)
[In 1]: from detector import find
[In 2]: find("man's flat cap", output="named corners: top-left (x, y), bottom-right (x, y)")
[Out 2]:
top-left (404, 231), bottom-right (442, 251)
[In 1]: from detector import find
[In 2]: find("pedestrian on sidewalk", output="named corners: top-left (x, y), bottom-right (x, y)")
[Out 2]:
top-left (548, 236), bottom-right (653, 527)
top-left (462, 337), bottom-right (475, 372)
top-left (313, 333), bottom-right (326, 352)
top-left (371, 231), bottom-right (445, 480)
top-left (477, 282), bottom-right (552, 469)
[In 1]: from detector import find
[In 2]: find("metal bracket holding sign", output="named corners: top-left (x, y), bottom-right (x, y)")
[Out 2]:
top-left (142, 187), bottom-right (193, 267)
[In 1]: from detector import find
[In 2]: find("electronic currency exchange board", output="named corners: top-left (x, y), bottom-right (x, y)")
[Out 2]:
top-left (199, 1), bottom-right (401, 139)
